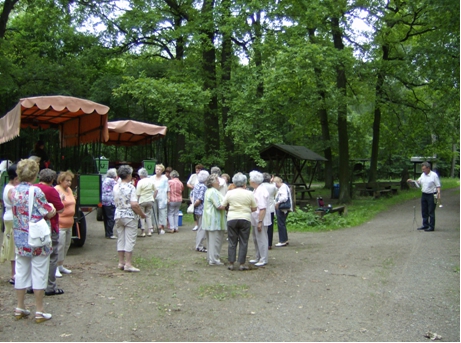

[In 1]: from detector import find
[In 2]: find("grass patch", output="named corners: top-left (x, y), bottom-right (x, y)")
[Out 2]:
top-left (198, 283), bottom-right (250, 301)
top-left (133, 256), bottom-right (178, 270)
top-left (286, 177), bottom-right (459, 233)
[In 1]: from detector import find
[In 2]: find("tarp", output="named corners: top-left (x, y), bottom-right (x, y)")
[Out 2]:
top-left (106, 120), bottom-right (167, 146)
top-left (0, 96), bottom-right (109, 147)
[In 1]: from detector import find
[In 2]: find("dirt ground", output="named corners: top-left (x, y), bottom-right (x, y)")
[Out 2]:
top-left (0, 188), bottom-right (459, 342)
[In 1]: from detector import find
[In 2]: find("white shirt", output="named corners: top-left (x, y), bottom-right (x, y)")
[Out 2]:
top-left (262, 182), bottom-right (277, 213)
top-left (187, 173), bottom-right (198, 187)
top-left (418, 170), bottom-right (441, 194)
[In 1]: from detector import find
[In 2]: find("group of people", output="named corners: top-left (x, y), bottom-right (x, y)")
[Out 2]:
top-left (0, 158), bottom-right (77, 323)
top-left (186, 165), bottom-right (292, 270)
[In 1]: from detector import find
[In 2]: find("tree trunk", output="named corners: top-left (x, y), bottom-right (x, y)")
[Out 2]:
top-left (331, 17), bottom-right (350, 203)
top-left (0, 0), bottom-right (19, 39)
top-left (201, 0), bottom-right (220, 158)
top-left (308, 28), bottom-right (333, 189)
top-left (221, 0), bottom-right (234, 175)
top-left (368, 44), bottom-right (389, 184)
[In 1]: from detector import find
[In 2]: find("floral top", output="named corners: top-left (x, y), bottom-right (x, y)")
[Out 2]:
top-left (191, 182), bottom-right (207, 216)
top-left (151, 174), bottom-right (170, 209)
top-left (202, 188), bottom-right (226, 231)
top-left (102, 177), bottom-right (117, 206)
top-left (113, 182), bottom-right (138, 220)
top-left (12, 183), bottom-right (53, 257)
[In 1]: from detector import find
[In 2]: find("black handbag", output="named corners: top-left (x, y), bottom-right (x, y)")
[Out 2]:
top-left (279, 196), bottom-right (291, 210)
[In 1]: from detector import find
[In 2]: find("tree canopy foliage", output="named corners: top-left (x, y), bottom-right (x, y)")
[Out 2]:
top-left (0, 0), bottom-right (459, 202)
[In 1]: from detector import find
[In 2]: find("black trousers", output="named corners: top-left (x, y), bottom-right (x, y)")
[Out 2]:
top-left (421, 193), bottom-right (436, 230)
top-left (102, 204), bottom-right (116, 237)
top-left (227, 219), bottom-right (251, 264)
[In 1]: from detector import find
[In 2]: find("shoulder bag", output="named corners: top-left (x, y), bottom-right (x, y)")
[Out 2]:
top-left (27, 186), bottom-right (51, 248)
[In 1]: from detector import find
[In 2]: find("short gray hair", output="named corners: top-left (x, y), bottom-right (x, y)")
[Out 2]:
top-left (205, 174), bottom-right (219, 188)
top-left (106, 168), bottom-right (117, 178)
top-left (421, 161), bottom-right (431, 169)
top-left (249, 170), bottom-right (264, 185)
top-left (117, 165), bottom-right (133, 180)
top-left (232, 172), bottom-right (247, 187)
top-left (138, 168), bottom-right (148, 178)
top-left (263, 172), bottom-right (271, 183)
top-left (210, 166), bottom-right (222, 176)
top-left (197, 170), bottom-right (210, 183)
top-left (170, 170), bottom-right (179, 178)
top-left (39, 168), bottom-right (57, 183)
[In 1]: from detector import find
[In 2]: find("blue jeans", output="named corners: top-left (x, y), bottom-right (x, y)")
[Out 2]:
top-left (276, 209), bottom-right (289, 243)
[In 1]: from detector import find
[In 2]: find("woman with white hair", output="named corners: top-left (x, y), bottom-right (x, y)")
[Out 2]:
top-left (136, 168), bottom-right (157, 237)
top-left (249, 171), bottom-right (270, 267)
top-left (203, 174), bottom-right (226, 265)
top-left (221, 172), bottom-right (257, 271)
top-left (101, 168), bottom-right (118, 239)
top-left (191, 170), bottom-right (209, 252)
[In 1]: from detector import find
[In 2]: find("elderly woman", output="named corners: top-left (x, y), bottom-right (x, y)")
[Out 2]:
top-left (221, 173), bottom-right (257, 271)
top-left (35, 169), bottom-right (65, 296)
top-left (1, 164), bottom-right (19, 284)
top-left (101, 168), bottom-right (118, 239)
top-left (262, 173), bottom-right (277, 250)
top-left (114, 165), bottom-right (146, 272)
top-left (203, 174), bottom-right (226, 265)
top-left (249, 171), bottom-right (271, 267)
top-left (54, 170), bottom-right (76, 278)
top-left (191, 170), bottom-right (209, 252)
top-left (12, 159), bottom-right (56, 323)
top-left (167, 170), bottom-right (184, 233)
top-left (274, 176), bottom-right (292, 247)
top-left (150, 164), bottom-right (170, 234)
top-left (136, 168), bottom-right (157, 237)
top-left (210, 166), bottom-right (228, 196)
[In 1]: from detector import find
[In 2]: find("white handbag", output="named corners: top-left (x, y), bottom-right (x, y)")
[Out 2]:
top-left (187, 196), bottom-right (195, 214)
top-left (27, 187), bottom-right (51, 248)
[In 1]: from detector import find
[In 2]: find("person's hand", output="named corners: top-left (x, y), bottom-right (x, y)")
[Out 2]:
top-left (275, 203), bottom-right (279, 210)
top-left (257, 222), bottom-right (262, 232)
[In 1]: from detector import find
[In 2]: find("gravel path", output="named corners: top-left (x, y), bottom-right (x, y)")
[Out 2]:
top-left (0, 187), bottom-right (459, 342)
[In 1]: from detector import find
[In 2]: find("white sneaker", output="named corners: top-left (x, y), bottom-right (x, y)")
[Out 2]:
top-left (59, 266), bottom-right (72, 274)
top-left (255, 261), bottom-right (266, 267)
top-left (249, 259), bottom-right (259, 264)
top-left (159, 229), bottom-right (165, 235)
top-left (55, 269), bottom-right (62, 278)
top-left (192, 226), bottom-right (198, 231)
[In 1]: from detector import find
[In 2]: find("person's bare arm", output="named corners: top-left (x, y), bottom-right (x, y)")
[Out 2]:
top-left (131, 201), bottom-right (146, 219)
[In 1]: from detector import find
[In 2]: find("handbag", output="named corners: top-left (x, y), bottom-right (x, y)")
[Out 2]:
top-left (27, 187), bottom-right (51, 248)
top-left (278, 185), bottom-right (292, 210)
top-left (187, 196), bottom-right (195, 214)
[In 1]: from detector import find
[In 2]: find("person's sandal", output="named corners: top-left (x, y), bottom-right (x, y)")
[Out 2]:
top-left (35, 312), bottom-right (52, 323)
top-left (239, 265), bottom-right (249, 271)
top-left (227, 264), bottom-right (234, 271)
top-left (14, 308), bottom-right (30, 320)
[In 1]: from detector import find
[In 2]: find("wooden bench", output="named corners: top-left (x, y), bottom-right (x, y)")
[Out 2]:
top-left (315, 205), bottom-right (346, 218)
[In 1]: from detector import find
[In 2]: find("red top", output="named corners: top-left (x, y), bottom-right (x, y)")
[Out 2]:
top-left (168, 178), bottom-right (184, 203)
top-left (36, 183), bottom-right (64, 234)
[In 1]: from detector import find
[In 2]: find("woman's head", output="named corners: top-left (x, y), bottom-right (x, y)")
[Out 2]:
top-left (7, 163), bottom-right (17, 181)
top-left (195, 164), bottom-right (204, 174)
top-left (57, 170), bottom-right (75, 188)
top-left (210, 166), bottom-right (222, 176)
top-left (205, 174), bottom-right (219, 188)
top-left (106, 168), bottom-right (117, 179)
top-left (170, 170), bottom-right (180, 179)
top-left (138, 168), bottom-right (148, 178)
top-left (232, 172), bottom-right (247, 187)
top-left (249, 170), bottom-right (264, 185)
top-left (16, 159), bottom-right (39, 182)
top-left (155, 164), bottom-right (165, 174)
top-left (118, 165), bottom-right (133, 180)
top-left (39, 168), bottom-right (57, 184)
top-left (273, 176), bottom-right (283, 188)
top-left (197, 170), bottom-right (210, 183)
top-left (263, 172), bottom-right (271, 183)
top-left (221, 173), bottom-right (230, 184)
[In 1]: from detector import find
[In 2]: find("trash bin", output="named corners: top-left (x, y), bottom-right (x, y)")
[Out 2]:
top-left (94, 157), bottom-right (109, 174)
top-left (332, 184), bottom-right (340, 199)
top-left (178, 211), bottom-right (183, 226)
top-left (143, 160), bottom-right (156, 176)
